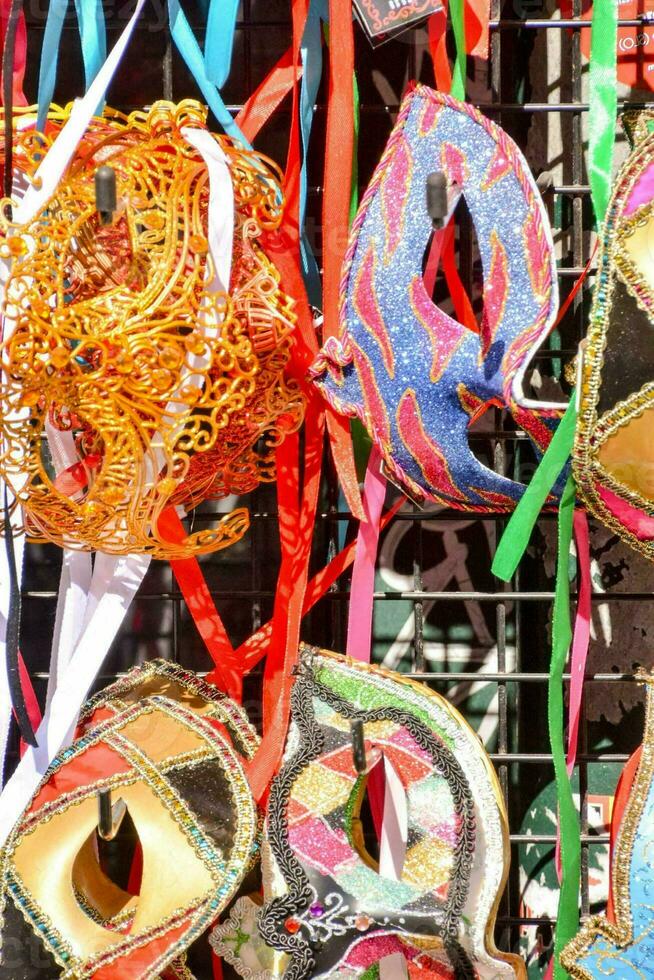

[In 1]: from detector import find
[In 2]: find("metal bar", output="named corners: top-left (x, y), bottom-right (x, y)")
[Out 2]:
top-left (23, 0), bottom-right (648, 960)
top-left (490, 18), bottom-right (653, 28)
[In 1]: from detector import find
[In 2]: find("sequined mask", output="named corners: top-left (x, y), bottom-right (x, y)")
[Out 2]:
top-left (573, 115), bottom-right (654, 560)
top-left (212, 645), bottom-right (524, 979)
top-left (561, 674), bottom-right (654, 977)
top-left (0, 101), bottom-right (304, 557)
top-left (0, 661), bottom-right (260, 978)
top-left (311, 84), bottom-right (563, 511)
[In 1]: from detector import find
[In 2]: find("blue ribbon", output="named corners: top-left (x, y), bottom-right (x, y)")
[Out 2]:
top-left (167, 0), bottom-right (249, 147)
top-left (37, 0), bottom-right (106, 130)
top-left (299, 0), bottom-right (326, 307)
top-left (37, 0), bottom-right (67, 130)
top-left (204, 0), bottom-right (238, 88)
top-left (74, 0), bottom-right (106, 90)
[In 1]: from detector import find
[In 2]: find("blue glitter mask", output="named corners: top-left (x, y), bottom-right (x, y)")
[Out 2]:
top-left (311, 84), bottom-right (566, 510)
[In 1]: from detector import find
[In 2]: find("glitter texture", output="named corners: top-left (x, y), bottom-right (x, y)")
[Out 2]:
top-left (310, 85), bottom-right (562, 512)
top-left (257, 645), bottom-right (523, 979)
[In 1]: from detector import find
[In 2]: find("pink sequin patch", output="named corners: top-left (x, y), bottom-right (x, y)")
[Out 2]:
top-left (480, 231), bottom-right (509, 358)
top-left (481, 143), bottom-right (512, 191)
top-left (288, 816), bottom-right (355, 876)
top-left (381, 134), bottom-right (412, 258)
top-left (418, 98), bottom-right (443, 135)
top-left (432, 816), bottom-right (462, 848)
top-left (441, 141), bottom-right (468, 187)
top-left (397, 389), bottom-right (466, 502)
top-left (387, 725), bottom-right (433, 762)
top-left (351, 339), bottom-right (393, 448)
top-left (345, 934), bottom-right (409, 969)
top-left (344, 935), bottom-right (456, 978)
top-left (353, 245), bottom-right (395, 378)
top-left (624, 161), bottom-right (654, 216)
top-left (522, 209), bottom-right (549, 303)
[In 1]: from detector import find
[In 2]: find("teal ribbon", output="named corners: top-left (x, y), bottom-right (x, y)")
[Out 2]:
top-left (204, 0), bottom-right (238, 87)
top-left (167, 0), bottom-right (249, 146)
top-left (37, 0), bottom-right (106, 130)
top-left (588, 0), bottom-right (618, 226)
top-left (74, 0), bottom-right (106, 90)
top-left (37, 0), bottom-right (67, 130)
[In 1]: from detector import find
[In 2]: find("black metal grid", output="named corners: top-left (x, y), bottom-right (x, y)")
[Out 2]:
top-left (15, 1), bottom-right (654, 976)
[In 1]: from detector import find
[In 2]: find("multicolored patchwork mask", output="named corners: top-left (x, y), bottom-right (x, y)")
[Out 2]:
top-left (0, 663), bottom-right (260, 978)
top-left (573, 117), bottom-right (654, 560)
top-left (311, 84), bottom-right (563, 510)
top-left (78, 658), bottom-right (260, 759)
top-left (561, 674), bottom-right (654, 978)
top-left (234, 644), bottom-right (523, 979)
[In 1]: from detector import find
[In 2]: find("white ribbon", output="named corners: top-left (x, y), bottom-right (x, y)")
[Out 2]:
top-left (0, 550), bottom-right (150, 844)
top-left (0, 0), bottom-right (238, 846)
top-left (0, 0), bottom-right (149, 839)
top-left (378, 757), bottom-right (409, 980)
top-left (43, 421), bottom-right (93, 722)
top-left (147, 125), bottom-right (233, 481)
top-left (11, 0), bottom-right (148, 230)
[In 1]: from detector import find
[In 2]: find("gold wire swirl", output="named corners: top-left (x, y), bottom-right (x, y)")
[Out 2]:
top-left (0, 101), bottom-right (304, 557)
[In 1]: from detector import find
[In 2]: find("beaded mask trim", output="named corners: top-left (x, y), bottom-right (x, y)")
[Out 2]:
top-left (257, 645), bottom-right (524, 979)
top-left (0, 695), bottom-right (259, 979)
top-left (573, 121), bottom-right (654, 559)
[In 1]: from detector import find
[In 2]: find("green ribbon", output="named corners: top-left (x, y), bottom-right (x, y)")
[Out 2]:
top-left (492, 398), bottom-right (579, 980)
top-left (492, 399), bottom-right (578, 581)
top-left (492, 6), bottom-right (616, 976)
top-left (588, 0), bottom-right (617, 225)
top-left (550, 474), bottom-right (581, 979)
top-left (449, 0), bottom-right (466, 101)
top-left (349, 72), bottom-right (360, 226)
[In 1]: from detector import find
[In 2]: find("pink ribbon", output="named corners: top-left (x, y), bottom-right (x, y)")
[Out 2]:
top-left (346, 444), bottom-right (386, 833)
top-left (554, 508), bottom-right (591, 881)
top-left (346, 445), bottom-right (386, 664)
top-left (345, 448), bottom-right (408, 978)
top-left (566, 511), bottom-right (592, 778)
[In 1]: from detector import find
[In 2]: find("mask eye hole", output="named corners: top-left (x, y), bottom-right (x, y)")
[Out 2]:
top-left (421, 197), bottom-right (482, 335)
top-left (348, 754), bottom-right (408, 881)
top-left (71, 806), bottom-right (141, 930)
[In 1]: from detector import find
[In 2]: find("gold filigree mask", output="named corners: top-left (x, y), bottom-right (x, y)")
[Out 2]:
top-left (0, 101), bottom-right (304, 557)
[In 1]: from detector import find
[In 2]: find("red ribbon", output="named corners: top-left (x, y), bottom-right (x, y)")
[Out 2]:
top-left (0, 0), bottom-right (26, 108)
top-left (158, 508), bottom-right (242, 703)
top-left (16, 652), bottom-right (41, 756)
top-left (235, 45), bottom-right (300, 144)
top-left (245, 403), bottom-right (325, 802)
